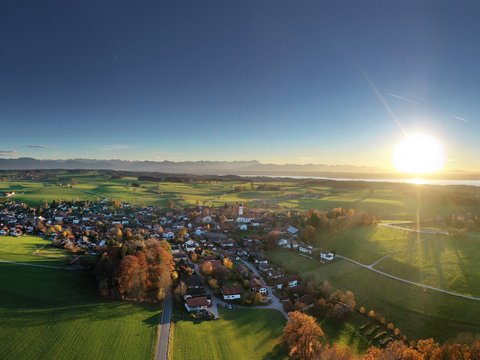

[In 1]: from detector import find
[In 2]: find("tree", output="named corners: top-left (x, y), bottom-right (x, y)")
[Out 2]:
top-left (254, 292), bottom-right (264, 304)
top-left (201, 261), bottom-right (213, 275)
top-left (363, 341), bottom-right (423, 360)
top-left (329, 290), bottom-right (355, 318)
top-left (177, 227), bottom-right (188, 242)
top-left (283, 311), bottom-right (324, 360)
top-left (303, 225), bottom-right (316, 244)
top-left (173, 281), bottom-right (187, 301)
top-left (313, 344), bottom-right (353, 360)
top-left (416, 338), bottom-right (440, 360)
top-left (223, 257), bottom-right (233, 270)
top-left (118, 255), bottom-right (148, 300)
top-left (208, 278), bottom-right (219, 290)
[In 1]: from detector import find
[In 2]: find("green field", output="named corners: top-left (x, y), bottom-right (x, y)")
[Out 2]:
top-left (317, 225), bottom-right (419, 265)
top-left (374, 233), bottom-right (480, 297)
top-left (170, 308), bottom-right (287, 360)
top-left (0, 236), bottom-right (159, 360)
top-left (266, 248), bottom-right (480, 342)
top-left (0, 235), bottom-right (71, 266)
top-left (3, 172), bottom-right (478, 219)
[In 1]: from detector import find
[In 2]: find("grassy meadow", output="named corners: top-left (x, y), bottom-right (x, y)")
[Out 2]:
top-left (0, 235), bottom-right (71, 266)
top-left (373, 233), bottom-right (480, 297)
top-left (0, 236), bottom-right (159, 360)
top-left (266, 248), bottom-right (480, 342)
top-left (169, 308), bottom-right (287, 360)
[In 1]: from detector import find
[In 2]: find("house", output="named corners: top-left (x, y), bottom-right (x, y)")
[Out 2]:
top-left (163, 231), bottom-right (175, 239)
top-left (221, 239), bottom-right (235, 248)
top-left (253, 255), bottom-right (268, 265)
top-left (274, 275), bottom-right (299, 289)
top-left (238, 224), bottom-right (248, 231)
top-left (221, 285), bottom-right (242, 300)
top-left (185, 287), bottom-right (205, 299)
top-left (171, 244), bottom-right (181, 254)
top-left (267, 269), bottom-right (285, 279)
top-left (235, 264), bottom-right (250, 278)
top-left (185, 296), bottom-right (211, 312)
top-left (173, 252), bottom-right (188, 262)
top-left (298, 244), bottom-right (313, 254)
top-left (287, 226), bottom-right (299, 235)
top-left (10, 228), bottom-right (22, 237)
top-left (277, 238), bottom-right (289, 247)
top-left (236, 216), bottom-right (253, 223)
top-left (320, 252), bottom-right (335, 261)
top-left (185, 274), bottom-right (204, 290)
top-left (250, 278), bottom-right (268, 295)
top-left (202, 215), bottom-right (213, 223)
top-left (184, 239), bottom-right (197, 252)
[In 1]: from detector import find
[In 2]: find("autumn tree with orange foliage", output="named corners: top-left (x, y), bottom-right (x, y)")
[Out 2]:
top-left (283, 311), bottom-right (324, 360)
top-left (223, 257), bottom-right (233, 269)
top-left (95, 239), bottom-right (173, 302)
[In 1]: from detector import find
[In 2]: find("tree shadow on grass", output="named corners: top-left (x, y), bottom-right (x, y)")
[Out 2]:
top-left (261, 342), bottom-right (288, 360)
top-left (143, 312), bottom-right (162, 327)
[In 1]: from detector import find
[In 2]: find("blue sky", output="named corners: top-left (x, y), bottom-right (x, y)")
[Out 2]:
top-left (1, 1), bottom-right (479, 170)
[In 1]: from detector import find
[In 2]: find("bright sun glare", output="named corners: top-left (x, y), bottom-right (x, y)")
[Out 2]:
top-left (393, 133), bottom-right (445, 174)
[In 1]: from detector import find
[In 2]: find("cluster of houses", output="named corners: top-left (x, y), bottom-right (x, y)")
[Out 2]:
top-left (1, 194), bottom-right (335, 314)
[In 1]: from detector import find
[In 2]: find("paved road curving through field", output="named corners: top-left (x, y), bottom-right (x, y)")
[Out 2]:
top-left (156, 292), bottom-right (173, 360)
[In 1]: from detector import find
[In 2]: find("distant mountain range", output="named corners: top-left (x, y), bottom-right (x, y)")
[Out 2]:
top-left (1, 158), bottom-right (477, 179)
top-left (0, 158), bottom-right (379, 175)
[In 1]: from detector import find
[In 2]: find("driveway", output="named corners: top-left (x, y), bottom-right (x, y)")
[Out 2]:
top-left (193, 263), bottom-right (220, 319)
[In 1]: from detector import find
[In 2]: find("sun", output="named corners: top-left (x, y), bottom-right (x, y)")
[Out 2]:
top-left (393, 133), bottom-right (445, 174)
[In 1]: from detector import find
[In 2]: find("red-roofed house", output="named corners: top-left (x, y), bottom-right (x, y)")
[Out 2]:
top-left (185, 296), bottom-right (211, 312)
top-left (221, 285), bottom-right (242, 300)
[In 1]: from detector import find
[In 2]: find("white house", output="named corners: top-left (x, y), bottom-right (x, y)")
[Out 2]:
top-left (163, 231), bottom-right (175, 239)
top-left (298, 245), bottom-right (313, 254)
top-left (320, 252), bottom-right (335, 261)
top-left (184, 239), bottom-right (198, 252)
top-left (277, 238), bottom-right (289, 247)
top-left (236, 216), bottom-right (254, 223)
top-left (221, 285), bottom-right (242, 300)
top-left (287, 226), bottom-right (299, 235)
top-left (238, 224), bottom-right (248, 231)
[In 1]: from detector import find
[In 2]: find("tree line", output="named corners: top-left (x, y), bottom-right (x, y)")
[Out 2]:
top-left (284, 311), bottom-right (480, 360)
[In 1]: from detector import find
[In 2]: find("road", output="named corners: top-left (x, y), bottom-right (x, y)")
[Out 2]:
top-left (239, 259), bottom-right (289, 319)
top-left (156, 292), bottom-right (173, 360)
top-left (194, 261), bottom-right (288, 320)
top-left (379, 222), bottom-right (448, 235)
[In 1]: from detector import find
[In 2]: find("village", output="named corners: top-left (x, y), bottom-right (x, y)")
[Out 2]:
top-left (0, 198), bottom-right (337, 320)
